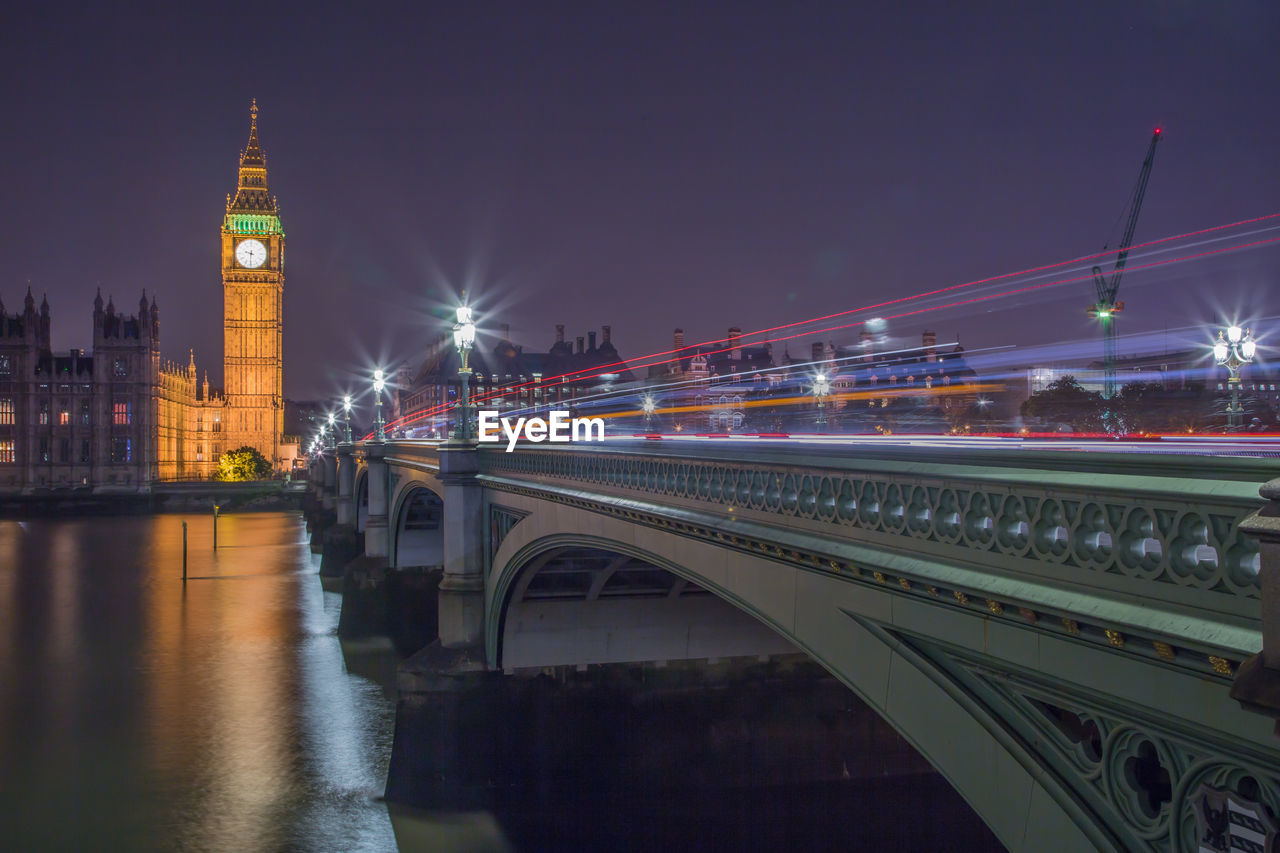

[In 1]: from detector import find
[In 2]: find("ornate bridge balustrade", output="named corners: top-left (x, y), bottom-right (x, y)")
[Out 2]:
top-left (335, 439), bottom-right (1280, 852)
top-left (482, 443), bottom-right (1265, 647)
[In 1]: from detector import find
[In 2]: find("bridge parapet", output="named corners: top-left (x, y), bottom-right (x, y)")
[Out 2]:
top-left (1232, 477), bottom-right (1280, 733)
top-left (487, 444), bottom-right (1264, 593)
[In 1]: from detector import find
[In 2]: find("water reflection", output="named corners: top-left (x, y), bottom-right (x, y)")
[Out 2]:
top-left (0, 513), bottom-right (398, 852)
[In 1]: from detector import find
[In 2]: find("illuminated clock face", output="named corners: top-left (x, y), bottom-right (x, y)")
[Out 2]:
top-left (235, 239), bottom-right (267, 269)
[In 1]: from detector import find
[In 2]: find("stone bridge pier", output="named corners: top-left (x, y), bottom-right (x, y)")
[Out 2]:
top-left (319, 444), bottom-right (361, 578)
top-left (316, 439), bottom-right (445, 651)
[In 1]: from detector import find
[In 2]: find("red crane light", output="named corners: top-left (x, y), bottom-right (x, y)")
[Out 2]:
top-left (1154, 127), bottom-right (1162, 134)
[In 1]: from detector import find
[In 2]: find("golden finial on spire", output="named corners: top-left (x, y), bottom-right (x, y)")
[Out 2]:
top-left (250, 98), bottom-right (258, 129)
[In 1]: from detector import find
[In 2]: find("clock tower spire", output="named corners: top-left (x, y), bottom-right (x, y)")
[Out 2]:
top-left (222, 99), bottom-right (285, 467)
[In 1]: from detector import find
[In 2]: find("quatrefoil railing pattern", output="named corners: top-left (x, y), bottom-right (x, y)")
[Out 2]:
top-left (483, 449), bottom-right (1263, 601)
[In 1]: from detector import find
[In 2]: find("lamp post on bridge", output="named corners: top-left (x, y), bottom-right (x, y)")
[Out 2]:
top-left (642, 394), bottom-right (656, 431)
top-left (452, 303), bottom-right (477, 443)
top-left (342, 395), bottom-right (353, 443)
top-left (813, 372), bottom-right (830, 429)
top-left (326, 412), bottom-right (337, 448)
top-left (1214, 324), bottom-right (1256, 432)
top-left (372, 369), bottom-right (386, 442)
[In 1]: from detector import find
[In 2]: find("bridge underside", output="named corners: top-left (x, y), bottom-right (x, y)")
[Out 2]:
top-left (500, 545), bottom-right (796, 669)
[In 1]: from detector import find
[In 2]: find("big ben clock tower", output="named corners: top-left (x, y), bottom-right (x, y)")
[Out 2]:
top-left (222, 99), bottom-right (284, 465)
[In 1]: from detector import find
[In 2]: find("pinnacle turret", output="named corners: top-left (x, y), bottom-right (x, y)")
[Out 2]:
top-left (94, 287), bottom-right (104, 314)
top-left (24, 286), bottom-right (34, 314)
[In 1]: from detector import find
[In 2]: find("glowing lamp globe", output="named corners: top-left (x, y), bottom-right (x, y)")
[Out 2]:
top-left (1213, 341), bottom-right (1228, 363)
top-left (343, 395), bottom-right (352, 412)
top-left (453, 306), bottom-right (477, 350)
top-left (373, 369), bottom-right (385, 394)
top-left (1228, 325), bottom-right (1243, 343)
top-left (1242, 339), bottom-right (1257, 360)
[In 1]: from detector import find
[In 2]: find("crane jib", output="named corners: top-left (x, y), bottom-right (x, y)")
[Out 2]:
top-left (1090, 127), bottom-right (1161, 401)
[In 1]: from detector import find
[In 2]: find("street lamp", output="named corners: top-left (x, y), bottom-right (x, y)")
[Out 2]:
top-left (326, 411), bottom-right (337, 448)
top-left (813, 372), bottom-right (830, 428)
top-left (372, 369), bottom-right (386, 441)
top-left (342, 395), bottom-right (353, 443)
top-left (641, 394), bottom-right (656, 430)
top-left (1214, 324), bottom-right (1257, 431)
top-left (452, 303), bottom-right (477, 442)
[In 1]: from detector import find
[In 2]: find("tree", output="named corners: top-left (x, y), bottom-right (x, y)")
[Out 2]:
top-left (1020, 376), bottom-right (1106, 433)
top-left (215, 446), bottom-right (273, 481)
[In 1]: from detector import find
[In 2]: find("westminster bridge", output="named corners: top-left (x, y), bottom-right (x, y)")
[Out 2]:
top-left (305, 437), bottom-right (1280, 853)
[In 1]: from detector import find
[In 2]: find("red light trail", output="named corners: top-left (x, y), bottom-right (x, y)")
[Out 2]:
top-left (360, 214), bottom-right (1280, 439)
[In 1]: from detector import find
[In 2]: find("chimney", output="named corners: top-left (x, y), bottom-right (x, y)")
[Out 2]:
top-left (674, 328), bottom-right (685, 350)
top-left (587, 331), bottom-right (597, 351)
top-left (555, 323), bottom-right (565, 344)
top-left (576, 336), bottom-right (585, 354)
top-left (923, 329), bottom-right (937, 362)
top-left (729, 327), bottom-right (742, 359)
top-left (602, 325), bottom-right (611, 344)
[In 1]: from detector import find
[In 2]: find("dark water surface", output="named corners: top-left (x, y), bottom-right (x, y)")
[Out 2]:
top-left (0, 513), bottom-right (402, 852)
top-left (0, 512), bottom-right (1001, 852)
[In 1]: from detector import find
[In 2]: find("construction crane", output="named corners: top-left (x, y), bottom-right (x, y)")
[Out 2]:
top-left (1088, 127), bottom-right (1162, 399)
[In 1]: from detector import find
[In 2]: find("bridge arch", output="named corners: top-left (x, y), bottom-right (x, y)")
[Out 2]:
top-left (389, 478), bottom-right (446, 570)
top-left (492, 536), bottom-right (796, 669)
top-left (485, 505), bottom-right (1099, 852)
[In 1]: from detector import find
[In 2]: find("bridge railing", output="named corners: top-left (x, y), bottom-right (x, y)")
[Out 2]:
top-left (465, 440), bottom-right (1276, 625)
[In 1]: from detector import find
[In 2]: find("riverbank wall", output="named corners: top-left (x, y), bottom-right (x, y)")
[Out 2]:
top-left (0, 481), bottom-right (304, 518)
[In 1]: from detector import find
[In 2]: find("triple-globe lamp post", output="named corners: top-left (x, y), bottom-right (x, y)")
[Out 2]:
top-left (372, 369), bottom-right (386, 441)
top-left (453, 304), bottom-right (477, 442)
top-left (342, 395), bottom-right (353, 443)
top-left (1213, 324), bottom-right (1257, 431)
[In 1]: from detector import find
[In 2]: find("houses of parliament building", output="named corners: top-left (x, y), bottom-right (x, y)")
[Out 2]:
top-left (0, 102), bottom-right (295, 492)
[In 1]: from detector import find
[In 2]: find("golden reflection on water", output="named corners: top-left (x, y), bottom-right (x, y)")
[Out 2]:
top-left (143, 515), bottom-right (296, 851)
top-left (1, 512), bottom-right (399, 852)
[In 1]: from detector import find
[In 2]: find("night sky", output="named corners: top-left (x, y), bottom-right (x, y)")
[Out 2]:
top-left (2, 1), bottom-right (1278, 401)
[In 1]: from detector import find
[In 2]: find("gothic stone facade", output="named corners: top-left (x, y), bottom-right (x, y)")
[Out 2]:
top-left (0, 291), bottom-right (158, 492)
